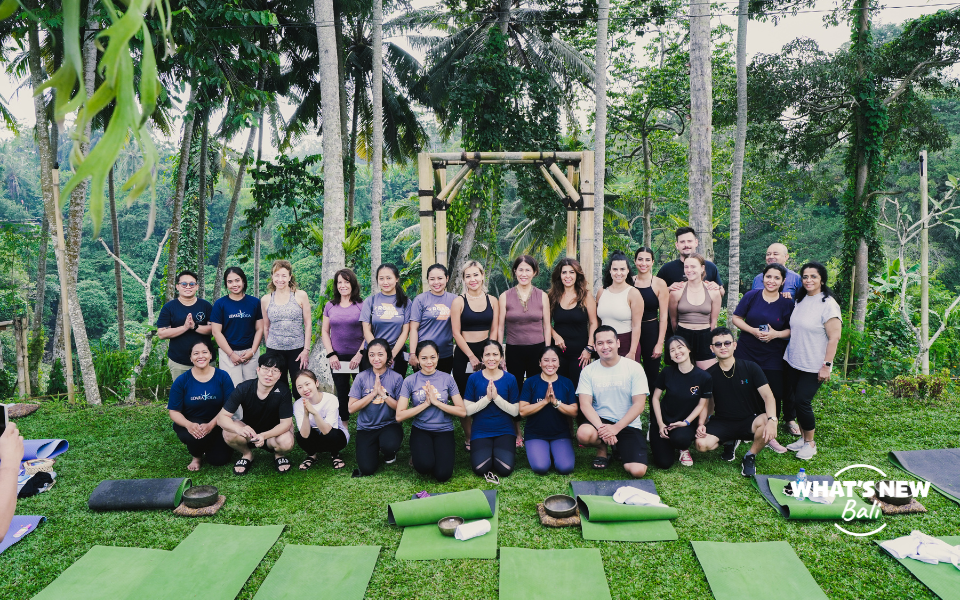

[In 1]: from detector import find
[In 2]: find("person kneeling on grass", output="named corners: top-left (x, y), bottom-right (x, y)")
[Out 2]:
top-left (350, 339), bottom-right (405, 476)
top-left (462, 340), bottom-right (521, 481)
top-left (693, 327), bottom-right (778, 477)
top-left (217, 353), bottom-right (295, 475)
top-left (396, 340), bottom-right (466, 482)
top-left (294, 370), bottom-right (350, 471)
top-left (168, 339), bottom-right (235, 471)
top-left (649, 336), bottom-right (710, 469)
top-left (576, 325), bottom-right (650, 478)
top-left (519, 345), bottom-right (579, 475)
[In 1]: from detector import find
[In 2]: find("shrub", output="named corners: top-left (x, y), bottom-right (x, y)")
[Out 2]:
top-left (92, 342), bottom-right (133, 403)
top-left (890, 371), bottom-right (951, 401)
top-left (47, 359), bottom-right (67, 396)
top-left (134, 340), bottom-right (172, 401)
top-left (0, 368), bottom-right (17, 401)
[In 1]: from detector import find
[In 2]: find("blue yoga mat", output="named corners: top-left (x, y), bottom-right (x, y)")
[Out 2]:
top-left (24, 439), bottom-right (69, 461)
top-left (0, 515), bottom-right (44, 554)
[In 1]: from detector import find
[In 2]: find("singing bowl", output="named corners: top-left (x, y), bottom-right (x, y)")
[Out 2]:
top-left (543, 494), bottom-right (577, 518)
top-left (182, 485), bottom-right (219, 509)
top-left (437, 516), bottom-right (464, 536)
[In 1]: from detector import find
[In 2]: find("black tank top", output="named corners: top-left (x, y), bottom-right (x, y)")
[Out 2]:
top-left (636, 284), bottom-right (659, 321)
top-left (460, 294), bottom-right (494, 332)
top-left (552, 303), bottom-right (589, 349)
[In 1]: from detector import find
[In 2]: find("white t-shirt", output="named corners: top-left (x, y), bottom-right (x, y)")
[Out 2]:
top-left (576, 357), bottom-right (649, 429)
top-left (293, 392), bottom-right (350, 441)
top-left (784, 293), bottom-right (842, 373)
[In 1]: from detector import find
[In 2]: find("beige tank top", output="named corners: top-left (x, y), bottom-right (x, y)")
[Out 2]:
top-left (677, 284), bottom-right (713, 325)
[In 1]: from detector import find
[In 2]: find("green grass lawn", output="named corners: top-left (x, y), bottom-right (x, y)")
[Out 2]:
top-left (3, 383), bottom-right (958, 599)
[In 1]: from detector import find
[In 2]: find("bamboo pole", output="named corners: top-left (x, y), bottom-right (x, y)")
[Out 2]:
top-left (548, 162), bottom-right (581, 202)
top-left (579, 152), bottom-right (595, 290)
top-left (842, 265), bottom-right (856, 379)
top-left (14, 317), bottom-right (26, 397)
top-left (418, 153), bottom-right (435, 288)
top-left (446, 167), bottom-right (475, 205)
top-left (436, 162), bottom-right (473, 201)
top-left (428, 151), bottom-right (584, 162)
top-left (566, 165), bottom-right (578, 258)
top-left (539, 165), bottom-right (565, 199)
top-left (21, 316), bottom-right (30, 396)
top-left (436, 167), bottom-right (448, 268)
top-left (51, 167), bottom-right (75, 403)
top-left (920, 150), bottom-right (929, 375)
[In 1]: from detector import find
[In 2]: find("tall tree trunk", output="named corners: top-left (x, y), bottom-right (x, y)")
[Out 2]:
top-left (254, 111), bottom-right (264, 298)
top-left (164, 87), bottom-right (199, 301)
top-left (850, 0), bottom-right (873, 329)
top-left (593, 0), bottom-right (609, 289)
top-left (109, 168), bottom-right (126, 350)
top-left (371, 0), bottom-right (384, 285)
top-left (726, 0), bottom-right (748, 314)
top-left (641, 131), bottom-right (653, 246)
top-left (333, 3), bottom-right (350, 161)
top-left (347, 80), bottom-right (361, 225)
top-left (30, 211), bottom-right (49, 390)
top-left (498, 0), bottom-right (511, 33)
top-left (197, 112), bottom-right (209, 299)
top-left (450, 199), bottom-right (481, 292)
top-left (213, 110), bottom-right (261, 299)
top-left (688, 0), bottom-right (714, 259)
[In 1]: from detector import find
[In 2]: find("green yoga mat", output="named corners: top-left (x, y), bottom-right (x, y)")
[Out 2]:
top-left (692, 541), bottom-right (827, 600)
top-left (769, 479), bottom-right (880, 520)
top-left (130, 524), bottom-right (284, 600)
top-left (252, 545), bottom-right (380, 600)
top-left (499, 547), bottom-right (611, 600)
top-left (388, 489), bottom-right (494, 526)
top-left (877, 536), bottom-right (960, 600)
top-left (569, 480), bottom-right (678, 542)
top-left (395, 494), bottom-right (498, 560)
top-left (32, 546), bottom-right (171, 600)
top-left (576, 495), bottom-right (679, 522)
top-left (889, 449), bottom-right (960, 505)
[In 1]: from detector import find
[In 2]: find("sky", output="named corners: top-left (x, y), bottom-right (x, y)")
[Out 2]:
top-left (0, 0), bottom-right (946, 150)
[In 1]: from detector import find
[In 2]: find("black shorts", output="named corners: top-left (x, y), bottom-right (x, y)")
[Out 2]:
top-left (676, 326), bottom-right (714, 361)
top-left (598, 418), bottom-right (648, 465)
top-left (705, 416), bottom-right (759, 443)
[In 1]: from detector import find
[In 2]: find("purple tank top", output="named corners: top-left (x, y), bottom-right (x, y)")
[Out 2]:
top-left (504, 287), bottom-right (545, 345)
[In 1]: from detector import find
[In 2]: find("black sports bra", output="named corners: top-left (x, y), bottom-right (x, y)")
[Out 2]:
top-left (460, 294), bottom-right (494, 332)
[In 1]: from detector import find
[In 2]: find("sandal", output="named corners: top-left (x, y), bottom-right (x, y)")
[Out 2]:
top-left (274, 456), bottom-right (291, 473)
top-left (299, 456), bottom-right (317, 471)
top-left (332, 455), bottom-right (346, 470)
top-left (787, 421), bottom-right (802, 436)
top-left (592, 455), bottom-right (610, 470)
top-left (233, 457), bottom-right (253, 475)
top-left (484, 471), bottom-right (500, 485)
top-left (465, 442), bottom-right (471, 452)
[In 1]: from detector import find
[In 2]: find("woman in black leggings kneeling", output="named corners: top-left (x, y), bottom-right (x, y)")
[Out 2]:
top-left (349, 338), bottom-right (405, 476)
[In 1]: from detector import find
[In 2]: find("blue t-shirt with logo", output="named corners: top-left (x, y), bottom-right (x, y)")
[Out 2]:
top-left (210, 294), bottom-right (263, 350)
top-left (360, 292), bottom-right (410, 346)
top-left (464, 371), bottom-right (520, 440)
top-left (410, 291), bottom-right (457, 358)
top-left (349, 368), bottom-right (405, 431)
top-left (400, 370), bottom-right (460, 432)
top-left (167, 368), bottom-right (235, 423)
top-left (157, 297), bottom-right (214, 365)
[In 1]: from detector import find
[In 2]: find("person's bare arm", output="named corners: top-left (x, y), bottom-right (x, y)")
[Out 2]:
top-left (541, 292), bottom-right (552, 346)
top-left (393, 323), bottom-right (410, 361)
top-left (261, 296), bottom-right (272, 343)
top-left (579, 393), bottom-right (603, 429)
top-left (217, 408), bottom-right (256, 439)
top-left (0, 423), bottom-right (25, 539)
top-left (709, 290), bottom-right (722, 330)
top-left (195, 322), bottom-right (212, 335)
top-left (821, 317), bottom-right (842, 381)
top-left (301, 402), bottom-right (333, 436)
top-left (488, 296), bottom-right (500, 340)
top-left (650, 388), bottom-right (666, 432)
top-left (627, 288), bottom-right (643, 358)
top-left (756, 384), bottom-right (777, 442)
top-left (321, 314), bottom-right (342, 370)
top-left (396, 394), bottom-right (431, 421)
top-left (296, 291), bottom-right (312, 368)
top-left (362, 322), bottom-right (375, 343)
top-left (668, 289), bottom-right (681, 329)
top-left (497, 293), bottom-right (507, 344)
top-left (211, 323), bottom-right (239, 365)
top-left (250, 319), bottom-right (264, 357)
top-left (654, 278), bottom-right (669, 358)
top-left (612, 394), bottom-right (646, 435)
top-left (157, 320), bottom-right (190, 340)
top-left (434, 392), bottom-right (467, 418)
top-left (408, 321), bottom-right (421, 368)
top-left (451, 296), bottom-right (472, 354)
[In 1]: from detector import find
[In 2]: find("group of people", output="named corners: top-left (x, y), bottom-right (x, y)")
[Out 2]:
top-left (158, 227), bottom-right (841, 480)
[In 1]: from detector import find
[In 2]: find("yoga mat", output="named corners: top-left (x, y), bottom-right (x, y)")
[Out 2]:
top-left (889, 449), bottom-right (960, 505)
top-left (252, 545), bottom-right (380, 600)
top-left (0, 515), bottom-right (44, 554)
top-left (23, 439), bottom-right (69, 461)
top-left (88, 478), bottom-right (191, 511)
top-left (388, 488), bottom-right (494, 525)
top-left (751, 475), bottom-right (880, 520)
top-left (32, 546), bottom-right (171, 600)
top-left (569, 480), bottom-right (678, 542)
top-left (576, 495), bottom-right (678, 522)
top-left (752, 474), bottom-right (831, 517)
top-left (692, 541), bottom-right (827, 600)
top-left (499, 547), bottom-right (612, 600)
top-left (129, 524), bottom-right (284, 600)
top-left (395, 491), bottom-right (498, 560)
top-left (877, 535), bottom-right (960, 600)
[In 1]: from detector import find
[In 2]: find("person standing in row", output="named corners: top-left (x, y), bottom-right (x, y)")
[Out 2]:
top-left (548, 258), bottom-right (597, 389)
top-left (157, 270), bottom-right (213, 382)
top-left (262, 260), bottom-right (312, 392)
top-left (322, 268), bottom-right (365, 423)
top-left (732, 262), bottom-right (794, 450)
top-left (293, 370), bottom-right (349, 470)
top-left (409, 264), bottom-right (457, 374)
top-left (211, 267), bottom-right (263, 386)
top-left (451, 261), bottom-right (500, 446)
top-left (596, 251), bottom-right (644, 359)
top-left (519, 346), bottom-right (579, 475)
top-left (349, 339), bottom-right (405, 476)
top-left (783, 262), bottom-right (841, 461)
top-left (656, 227), bottom-right (725, 293)
top-left (462, 340), bottom-right (521, 480)
top-left (648, 337), bottom-right (710, 469)
top-left (633, 247), bottom-right (669, 387)
top-left (751, 243), bottom-right (802, 298)
top-left (361, 264), bottom-right (411, 376)
top-left (498, 255), bottom-right (551, 392)
top-left (669, 254), bottom-right (721, 370)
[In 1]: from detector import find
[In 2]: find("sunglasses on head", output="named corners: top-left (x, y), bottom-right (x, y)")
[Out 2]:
top-left (712, 340), bottom-right (733, 348)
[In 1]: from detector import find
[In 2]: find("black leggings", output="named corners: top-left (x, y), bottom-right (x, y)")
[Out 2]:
top-left (470, 434), bottom-right (516, 477)
top-left (557, 344), bottom-right (587, 390)
top-left (410, 426), bottom-right (456, 482)
top-left (763, 368), bottom-right (792, 423)
top-left (295, 427), bottom-right (348, 456)
top-left (784, 364), bottom-right (821, 431)
top-left (648, 425), bottom-right (696, 469)
top-left (354, 424), bottom-right (404, 476)
top-left (638, 319), bottom-right (662, 388)
top-left (173, 423), bottom-right (232, 466)
top-left (453, 340), bottom-right (487, 397)
top-left (332, 352), bottom-right (357, 422)
top-left (266, 347), bottom-right (303, 393)
top-left (505, 342), bottom-right (546, 391)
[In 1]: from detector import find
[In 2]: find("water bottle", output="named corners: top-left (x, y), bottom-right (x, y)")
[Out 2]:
top-left (795, 468), bottom-right (807, 500)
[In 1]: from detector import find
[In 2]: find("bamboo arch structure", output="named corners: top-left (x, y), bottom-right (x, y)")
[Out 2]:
top-left (418, 151), bottom-right (596, 288)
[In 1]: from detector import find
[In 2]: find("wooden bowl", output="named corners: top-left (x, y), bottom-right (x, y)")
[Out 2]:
top-left (437, 516), bottom-right (464, 536)
top-left (876, 480), bottom-right (912, 506)
top-left (182, 485), bottom-right (219, 509)
top-left (543, 494), bottom-right (577, 518)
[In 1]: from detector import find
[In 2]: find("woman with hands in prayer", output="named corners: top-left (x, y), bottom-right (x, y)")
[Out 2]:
top-left (462, 340), bottom-right (521, 480)
top-left (519, 346), bottom-right (578, 475)
top-left (293, 370), bottom-right (350, 470)
top-left (349, 339), bottom-right (405, 476)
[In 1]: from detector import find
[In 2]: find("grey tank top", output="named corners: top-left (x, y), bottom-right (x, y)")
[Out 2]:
top-left (677, 284), bottom-right (713, 325)
top-left (266, 292), bottom-right (305, 350)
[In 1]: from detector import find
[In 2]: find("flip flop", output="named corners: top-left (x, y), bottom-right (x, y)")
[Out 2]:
top-left (786, 422), bottom-right (802, 436)
top-left (592, 455), bottom-right (610, 470)
top-left (274, 456), bottom-right (292, 473)
top-left (233, 457), bottom-right (253, 475)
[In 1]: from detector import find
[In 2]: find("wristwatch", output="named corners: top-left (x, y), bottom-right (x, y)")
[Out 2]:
top-left (768, 416), bottom-right (778, 422)
top-left (823, 361), bottom-right (833, 367)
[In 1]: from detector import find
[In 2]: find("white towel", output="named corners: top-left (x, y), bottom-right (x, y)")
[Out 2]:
top-left (455, 519), bottom-right (491, 541)
top-left (612, 486), bottom-right (667, 507)
top-left (880, 530), bottom-right (960, 569)
top-left (807, 488), bottom-right (836, 505)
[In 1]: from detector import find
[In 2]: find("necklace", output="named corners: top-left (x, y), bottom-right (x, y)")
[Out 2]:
top-left (517, 287), bottom-right (532, 311)
top-left (720, 360), bottom-right (736, 379)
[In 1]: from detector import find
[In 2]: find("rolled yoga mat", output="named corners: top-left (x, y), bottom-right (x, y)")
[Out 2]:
top-left (751, 475), bottom-right (880, 520)
top-left (32, 546), bottom-right (171, 600)
top-left (499, 547), bottom-right (612, 600)
top-left (252, 545), bottom-right (380, 600)
top-left (87, 478), bottom-right (191, 511)
top-left (394, 490), bottom-right (498, 560)
top-left (692, 541), bottom-right (828, 600)
top-left (388, 488), bottom-right (494, 525)
top-left (0, 515), bottom-right (44, 555)
top-left (0, 440), bottom-right (69, 469)
top-left (876, 535), bottom-right (960, 600)
top-left (889, 449), bottom-right (960, 505)
top-left (569, 480), bottom-right (677, 542)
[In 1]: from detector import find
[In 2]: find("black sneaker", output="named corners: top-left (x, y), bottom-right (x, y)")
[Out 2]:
top-left (721, 440), bottom-right (740, 462)
top-left (740, 452), bottom-right (756, 477)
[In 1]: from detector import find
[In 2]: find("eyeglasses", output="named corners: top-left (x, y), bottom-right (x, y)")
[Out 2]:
top-left (259, 367), bottom-right (280, 375)
top-left (178, 282), bottom-right (198, 288)
top-left (711, 341), bottom-right (734, 348)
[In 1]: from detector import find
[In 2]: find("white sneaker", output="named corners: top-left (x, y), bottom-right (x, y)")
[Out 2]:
top-left (796, 442), bottom-right (817, 460)
top-left (786, 438), bottom-right (806, 452)
top-left (766, 439), bottom-right (788, 454)
top-left (679, 450), bottom-right (694, 466)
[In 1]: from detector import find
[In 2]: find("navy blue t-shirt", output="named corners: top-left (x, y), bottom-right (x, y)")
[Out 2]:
top-left (519, 374), bottom-right (576, 441)
top-left (464, 371), bottom-right (520, 440)
top-left (733, 289), bottom-right (794, 371)
top-left (167, 368), bottom-right (235, 424)
top-left (210, 294), bottom-right (263, 349)
top-left (157, 297), bottom-right (213, 365)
